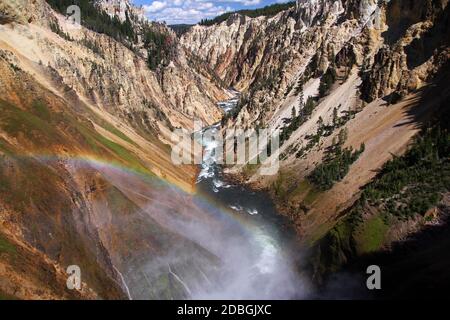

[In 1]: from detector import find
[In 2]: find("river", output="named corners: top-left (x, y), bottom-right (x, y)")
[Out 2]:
top-left (188, 94), bottom-right (308, 299)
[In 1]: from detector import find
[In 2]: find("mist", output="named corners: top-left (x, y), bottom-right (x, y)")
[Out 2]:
top-left (94, 159), bottom-right (309, 300)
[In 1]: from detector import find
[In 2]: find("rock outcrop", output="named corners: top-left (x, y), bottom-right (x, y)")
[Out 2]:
top-left (181, 0), bottom-right (382, 128)
top-left (361, 0), bottom-right (450, 102)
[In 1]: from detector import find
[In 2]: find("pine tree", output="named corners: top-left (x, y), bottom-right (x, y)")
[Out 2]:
top-left (333, 107), bottom-right (338, 127)
top-left (359, 142), bottom-right (366, 153)
top-left (317, 116), bottom-right (324, 136)
top-left (298, 87), bottom-right (304, 108)
top-left (338, 128), bottom-right (348, 146)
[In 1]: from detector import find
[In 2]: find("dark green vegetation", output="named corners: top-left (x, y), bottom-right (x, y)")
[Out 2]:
top-left (318, 67), bottom-right (337, 98)
top-left (169, 24), bottom-right (193, 37)
top-left (292, 46), bottom-right (352, 100)
top-left (46, 0), bottom-right (136, 43)
top-left (281, 58), bottom-right (354, 147)
top-left (250, 67), bottom-right (283, 94)
top-left (359, 124), bottom-right (450, 220)
top-left (199, 1), bottom-right (296, 26)
top-left (293, 104), bottom-right (361, 160)
top-left (144, 27), bottom-right (176, 70)
top-left (49, 20), bottom-right (73, 41)
top-left (45, 0), bottom-right (175, 71)
top-left (312, 110), bottom-right (450, 278)
top-left (292, 50), bottom-right (325, 93)
top-left (78, 37), bottom-right (103, 56)
top-left (308, 138), bottom-right (365, 191)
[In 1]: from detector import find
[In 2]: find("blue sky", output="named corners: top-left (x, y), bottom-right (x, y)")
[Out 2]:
top-left (132, 0), bottom-right (290, 25)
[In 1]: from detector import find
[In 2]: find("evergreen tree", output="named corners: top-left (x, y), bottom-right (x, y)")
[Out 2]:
top-left (338, 127), bottom-right (348, 145)
top-left (199, 1), bottom-right (296, 26)
top-left (298, 87), bottom-right (305, 108)
top-left (333, 107), bottom-right (338, 127)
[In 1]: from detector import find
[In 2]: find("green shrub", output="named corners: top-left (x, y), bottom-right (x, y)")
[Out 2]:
top-left (308, 143), bottom-right (365, 190)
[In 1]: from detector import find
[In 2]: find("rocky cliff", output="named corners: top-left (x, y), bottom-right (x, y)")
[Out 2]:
top-left (181, 0), bottom-right (382, 127)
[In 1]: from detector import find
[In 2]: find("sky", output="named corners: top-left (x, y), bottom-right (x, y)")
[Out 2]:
top-left (132, 0), bottom-right (291, 25)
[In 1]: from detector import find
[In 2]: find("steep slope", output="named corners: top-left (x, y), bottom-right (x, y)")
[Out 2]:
top-left (0, 58), bottom-right (228, 299)
top-left (0, 0), bottom-right (233, 299)
top-left (4, 0), bottom-right (226, 132)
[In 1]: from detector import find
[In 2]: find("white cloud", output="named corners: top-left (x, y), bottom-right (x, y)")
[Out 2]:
top-left (143, 1), bottom-right (168, 13)
top-left (141, 0), bottom-right (265, 24)
top-left (224, 0), bottom-right (261, 5)
top-left (218, 0), bottom-right (261, 4)
top-left (242, 0), bottom-right (261, 5)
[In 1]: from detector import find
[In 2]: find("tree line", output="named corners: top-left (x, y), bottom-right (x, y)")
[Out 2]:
top-left (143, 26), bottom-right (175, 70)
top-left (199, 1), bottom-right (296, 26)
top-left (359, 119), bottom-right (450, 220)
top-left (308, 130), bottom-right (365, 190)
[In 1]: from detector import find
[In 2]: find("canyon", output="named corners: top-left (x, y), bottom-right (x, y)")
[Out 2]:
top-left (0, 0), bottom-right (449, 299)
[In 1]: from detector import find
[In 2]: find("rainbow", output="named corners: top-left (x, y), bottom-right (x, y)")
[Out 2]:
top-left (0, 151), bottom-right (255, 234)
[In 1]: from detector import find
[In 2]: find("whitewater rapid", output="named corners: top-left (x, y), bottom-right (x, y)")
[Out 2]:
top-left (191, 93), bottom-right (306, 299)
